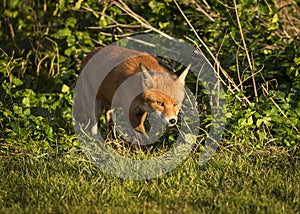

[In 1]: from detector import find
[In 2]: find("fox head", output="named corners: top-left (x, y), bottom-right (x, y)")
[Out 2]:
top-left (139, 63), bottom-right (190, 127)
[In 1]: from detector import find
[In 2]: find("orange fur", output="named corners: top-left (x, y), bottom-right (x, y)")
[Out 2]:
top-left (81, 46), bottom-right (189, 136)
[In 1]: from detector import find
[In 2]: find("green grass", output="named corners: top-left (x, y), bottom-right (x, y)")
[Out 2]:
top-left (0, 147), bottom-right (299, 213)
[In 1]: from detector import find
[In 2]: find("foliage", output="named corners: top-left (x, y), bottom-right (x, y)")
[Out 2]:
top-left (1, 0), bottom-right (299, 152)
top-left (0, 53), bottom-right (76, 154)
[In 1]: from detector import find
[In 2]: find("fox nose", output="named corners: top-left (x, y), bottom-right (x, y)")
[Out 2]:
top-left (169, 118), bottom-right (177, 125)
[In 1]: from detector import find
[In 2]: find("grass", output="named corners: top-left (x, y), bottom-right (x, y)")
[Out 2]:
top-left (0, 146), bottom-right (299, 213)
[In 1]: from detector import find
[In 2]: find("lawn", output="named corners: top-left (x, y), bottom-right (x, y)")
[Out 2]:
top-left (0, 147), bottom-right (299, 213)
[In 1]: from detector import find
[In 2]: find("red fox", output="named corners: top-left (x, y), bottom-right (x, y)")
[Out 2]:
top-left (78, 46), bottom-right (190, 138)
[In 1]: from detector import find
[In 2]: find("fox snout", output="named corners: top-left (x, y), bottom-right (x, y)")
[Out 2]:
top-left (154, 110), bottom-right (178, 127)
top-left (168, 118), bottom-right (177, 126)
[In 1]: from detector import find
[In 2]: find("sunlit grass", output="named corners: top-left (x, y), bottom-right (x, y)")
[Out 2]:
top-left (0, 147), bottom-right (299, 213)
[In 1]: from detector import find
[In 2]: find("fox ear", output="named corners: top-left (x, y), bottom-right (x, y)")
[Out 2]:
top-left (140, 63), bottom-right (154, 89)
top-left (177, 64), bottom-right (191, 85)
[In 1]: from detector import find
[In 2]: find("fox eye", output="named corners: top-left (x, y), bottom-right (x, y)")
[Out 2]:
top-left (174, 103), bottom-right (178, 106)
top-left (156, 101), bottom-right (164, 106)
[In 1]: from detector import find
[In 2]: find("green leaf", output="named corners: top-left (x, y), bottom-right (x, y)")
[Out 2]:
top-left (256, 119), bottom-right (263, 127)
top-left (13, 105), bottom-right (22, 115)
top-left (66, 17), bottom-right (77, 28)
top-left (58, 0), bottom-right (66, 12)
top-left (272, 13), bottom-right (278, 23)
top-left (61, 84), bottom-right (70, 93)
top-left (294, 57), bottom-right (300, 66)
top-left (225, 112), bottom-right (233, 118)
top-left (12, 77), bottom-right (23, 86)
top-left (8, 0), bottom-right (19, 9)
top-left (22, 97), bottom-right (30, 107)
top-left (23, 108), bottom-right (31, 116)
top-left (51, 28), bottom-right (72, 39)
top-left (3, 109), bottom-right (13, 118)
top-left (247, 116), bottom-right (253, 126)
top-left (74, 0), bottom-right (84, 10)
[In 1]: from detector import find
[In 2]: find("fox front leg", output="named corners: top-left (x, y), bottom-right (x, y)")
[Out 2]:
top-left (105, 109), bottom-right (116, 139)
top-left (91, 98), bottom-right (104, 135)
top-left (134, 112), bottom-right (148, 134)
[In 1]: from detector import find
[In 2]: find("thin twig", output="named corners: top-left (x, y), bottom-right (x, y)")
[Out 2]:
top-left (173, 0), bottom-right (251, 105)
top-left (233, 0), bottom-right (258, 102)
top-left (114, 0), bottom-right (175, 41)
top-left (86, 24), bottom-right (142, 29)
top-left (282, 9), bottom-right (300, 38)
top-left (238, 65), bottom-right (264, 89)
top-left (191, 0), bottom-right (215, 22)
top-left (235, 46), bottom-right (242, 90)
top-left (36, 54), bottom-right (49, 76)
top-left (98, 29), bottom-right (152, 38)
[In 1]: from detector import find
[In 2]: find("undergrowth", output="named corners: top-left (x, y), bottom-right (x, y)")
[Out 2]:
top-left (1, 0), bottom-right (299, 153)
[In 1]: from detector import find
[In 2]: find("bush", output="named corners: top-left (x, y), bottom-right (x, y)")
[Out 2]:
top-left (0, 0), bottom-right (299, 153)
